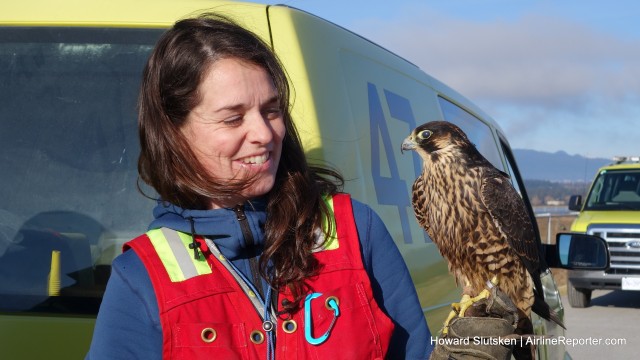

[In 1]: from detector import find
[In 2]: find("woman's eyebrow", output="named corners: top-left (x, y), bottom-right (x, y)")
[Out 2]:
top-left (214, 95), bottom-right (279, 113)
top-left (262, 95), bottom-right (280, 106)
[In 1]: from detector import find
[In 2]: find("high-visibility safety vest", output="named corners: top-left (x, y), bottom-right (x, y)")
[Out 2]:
top-left (124, 194), bottom-right (394, 359)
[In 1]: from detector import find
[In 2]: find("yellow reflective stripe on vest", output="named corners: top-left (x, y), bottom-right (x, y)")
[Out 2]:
top-left (146, 227), bottom-right (212, 282)
top-left (315, 195), bottom-right (339, 252)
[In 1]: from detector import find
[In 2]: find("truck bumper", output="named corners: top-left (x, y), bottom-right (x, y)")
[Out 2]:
top-left (569, 269), bottom-right (639, 290)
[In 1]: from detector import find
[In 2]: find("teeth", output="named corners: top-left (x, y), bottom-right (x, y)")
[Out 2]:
top-left (241, 154), bottom-right (269, 165)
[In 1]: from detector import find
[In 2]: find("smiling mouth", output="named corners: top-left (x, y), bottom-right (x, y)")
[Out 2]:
top-left (240, 153), bottom-right (270, 165)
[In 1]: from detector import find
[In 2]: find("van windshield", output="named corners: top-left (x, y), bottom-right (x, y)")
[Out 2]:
top-left (585, 169), bottom-right (640, 211)
top-left (0, 27), bottom-right (162, 314)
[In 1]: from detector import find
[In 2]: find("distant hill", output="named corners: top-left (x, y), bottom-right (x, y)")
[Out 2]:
top-left (513, 149), bottom-right (610, 182)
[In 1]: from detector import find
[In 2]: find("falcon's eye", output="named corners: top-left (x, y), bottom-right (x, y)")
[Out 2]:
top-left (417, 130), bottom-right (432, 140)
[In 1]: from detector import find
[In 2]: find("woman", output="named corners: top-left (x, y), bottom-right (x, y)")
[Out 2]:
top-left (87, 14), bottom-right (431, 359)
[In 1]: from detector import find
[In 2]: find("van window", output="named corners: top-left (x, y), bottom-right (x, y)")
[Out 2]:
top-left (0, 27), bottom-right (162, 314)
top-left (438, 97), bottom-right (504, 171)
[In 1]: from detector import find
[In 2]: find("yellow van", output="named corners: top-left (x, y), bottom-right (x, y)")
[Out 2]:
top-left (0, 0), bottom-right (568, 358)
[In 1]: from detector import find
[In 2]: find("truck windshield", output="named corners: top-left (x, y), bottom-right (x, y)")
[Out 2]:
top-left (0, 27), bottom-right (162, 315)
top-left (585, 169), bottom-right (640, 211)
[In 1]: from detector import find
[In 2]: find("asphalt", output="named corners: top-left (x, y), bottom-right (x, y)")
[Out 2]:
top-left (561, 290), bottom-right (640, 359)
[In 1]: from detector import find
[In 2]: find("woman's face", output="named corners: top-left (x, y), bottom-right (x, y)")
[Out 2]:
top-left (181, 58), bottom-right (286, 209)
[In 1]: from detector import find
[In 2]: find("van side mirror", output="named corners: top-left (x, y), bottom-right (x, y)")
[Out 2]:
top-left (568, 195), bottom-right (582, 211)
top-left (544, 233), bottom-right (609, 270)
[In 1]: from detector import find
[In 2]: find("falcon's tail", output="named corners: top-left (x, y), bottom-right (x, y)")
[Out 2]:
top-left (532, 295), bottom-right (566, 329)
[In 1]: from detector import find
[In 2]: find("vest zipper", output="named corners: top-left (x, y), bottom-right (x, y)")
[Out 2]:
top-left (231, 204), bottom-right (278, 353)
top-left (204, 237), bottom-right (277, 358)
top-left (204, 238), bottom-right (276, 321)
top-left (233, 205), bottom-right (265, 299)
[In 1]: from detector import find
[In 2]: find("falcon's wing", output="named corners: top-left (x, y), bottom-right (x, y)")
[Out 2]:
top-left (480, 169), bottom-right (540, 278)
top-left (411, 176), bottom-right (430, 233)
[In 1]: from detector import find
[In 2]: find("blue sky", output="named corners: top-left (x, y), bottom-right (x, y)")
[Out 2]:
top-left (248, 0), bottom-right (640, 159)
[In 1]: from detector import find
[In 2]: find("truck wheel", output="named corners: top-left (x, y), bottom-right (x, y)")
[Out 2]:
top-left (567, 282), bottom-right (592, 308)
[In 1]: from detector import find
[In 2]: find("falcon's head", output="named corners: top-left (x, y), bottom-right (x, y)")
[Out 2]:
top-left (401, 121), bottom-right (474, 162)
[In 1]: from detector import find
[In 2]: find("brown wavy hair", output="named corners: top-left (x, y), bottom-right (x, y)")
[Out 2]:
top-left (137, 13), bottom-right (343, 312)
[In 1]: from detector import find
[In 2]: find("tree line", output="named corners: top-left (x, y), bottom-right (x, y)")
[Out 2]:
top-left (523, 180), bottom-right (591, 206)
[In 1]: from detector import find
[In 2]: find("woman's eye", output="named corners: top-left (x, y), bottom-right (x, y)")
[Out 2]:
top-left (223, 116), bottom-right (242, 125)
top-left (264, 108), bottom-right (282, 120)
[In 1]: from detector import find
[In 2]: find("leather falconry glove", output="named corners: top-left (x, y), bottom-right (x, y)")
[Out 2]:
top-left (429, 287), bottom-right (519, 360)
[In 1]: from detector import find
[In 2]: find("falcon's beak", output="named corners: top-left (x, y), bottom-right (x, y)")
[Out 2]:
top-left (401, 136), bottom-right (417, 153)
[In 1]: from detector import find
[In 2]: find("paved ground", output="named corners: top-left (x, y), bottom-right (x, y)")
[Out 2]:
top-left (561, 290), bottom-right (640, 359)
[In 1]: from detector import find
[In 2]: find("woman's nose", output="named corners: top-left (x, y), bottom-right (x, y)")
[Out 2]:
top-left (246, 112), bottom-right (274, 144)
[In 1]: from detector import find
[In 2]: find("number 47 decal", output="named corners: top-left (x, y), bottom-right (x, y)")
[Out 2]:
top-left (368, 82), bottom-right (429, 244)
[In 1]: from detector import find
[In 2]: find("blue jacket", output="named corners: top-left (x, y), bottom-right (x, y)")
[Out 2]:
top-left (87, 197), bottom-right (433, 359)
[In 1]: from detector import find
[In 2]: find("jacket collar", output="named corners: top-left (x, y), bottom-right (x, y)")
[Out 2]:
top-left (148, 199), bottom-right (267, 261)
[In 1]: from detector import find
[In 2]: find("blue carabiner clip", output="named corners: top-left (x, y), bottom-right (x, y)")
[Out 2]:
top-left (304, 292), bottom-right (340, 345)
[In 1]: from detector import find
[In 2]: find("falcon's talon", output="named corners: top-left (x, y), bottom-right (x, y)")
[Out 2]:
top-left (458, 289), bottom-right (491, 317)
top-left (440, 294), bottom-right (471, 335)
top-left (451, 294), bottom-right (470, 313)
top-left (441, 309), bottom-right (457, 336)
top-left (442, 278), bottom-right (501, 334)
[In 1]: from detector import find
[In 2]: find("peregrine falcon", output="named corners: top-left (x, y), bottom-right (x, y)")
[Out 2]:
top-left (401, 121), bottom-right (564, 358)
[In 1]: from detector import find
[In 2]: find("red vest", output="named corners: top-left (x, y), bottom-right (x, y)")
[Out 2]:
top-left (124, 194), bottom-right (394, 359)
